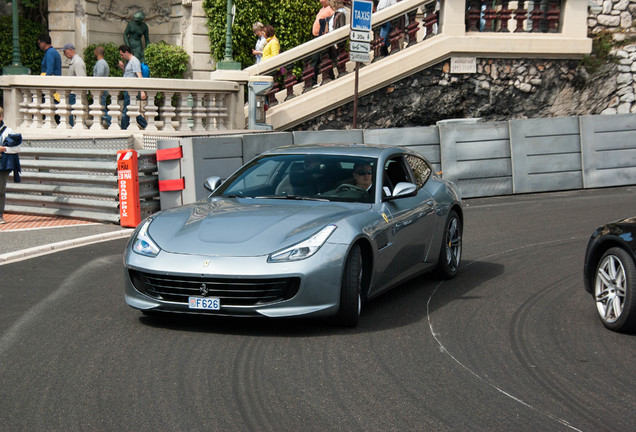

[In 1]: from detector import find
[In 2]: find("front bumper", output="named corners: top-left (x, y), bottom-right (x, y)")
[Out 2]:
top-left (124, 242), bottom-right (349, 319)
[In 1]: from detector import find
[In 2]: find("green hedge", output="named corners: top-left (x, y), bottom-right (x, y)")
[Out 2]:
top-left (144, 41), bottom-right (189, 79)
top-left (203, 0), bottom-right (318, 69)
top-left (0, 15), bottom-right (46, 75)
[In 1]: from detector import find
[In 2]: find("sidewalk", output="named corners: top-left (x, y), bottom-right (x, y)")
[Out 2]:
top-left (0, 213), bottom-right (133, 264)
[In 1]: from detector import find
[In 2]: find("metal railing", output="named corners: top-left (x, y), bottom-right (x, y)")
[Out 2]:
top-left (6, 148), bottom-right (159, 223)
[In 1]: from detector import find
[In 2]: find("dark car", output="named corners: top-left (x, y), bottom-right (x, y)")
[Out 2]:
top-left (584, 217), bottom-right (636, 332)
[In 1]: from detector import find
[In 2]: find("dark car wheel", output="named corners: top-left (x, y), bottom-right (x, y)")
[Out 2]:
top-left (338, 244), bottom-right (363, 327)
top-left (434, 209), bottom-right (462, 279)
top-left (594, 247), bottom-right (636, 332)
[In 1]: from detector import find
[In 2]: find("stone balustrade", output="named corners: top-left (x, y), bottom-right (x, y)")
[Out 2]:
top-left (0, 76), bottom-right (244, 136)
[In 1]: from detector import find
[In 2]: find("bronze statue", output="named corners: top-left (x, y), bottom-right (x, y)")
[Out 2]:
top-left (124, 11), bottom-right (150, 62)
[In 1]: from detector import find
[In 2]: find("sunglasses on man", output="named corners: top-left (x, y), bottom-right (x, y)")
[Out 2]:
top-left (355, 170), bottom-right (373, 175)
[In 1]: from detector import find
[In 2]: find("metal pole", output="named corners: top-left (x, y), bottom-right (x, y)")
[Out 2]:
top-left (217, 0), bottom-right (241, 70)
top-left (353, 63), bottom-right (359, 129)
top-left (3, 0), bottom-right (30, 74)
top-left (224, 0), bottom-right (233, 61)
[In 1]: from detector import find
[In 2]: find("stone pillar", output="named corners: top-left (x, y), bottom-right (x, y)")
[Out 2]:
top-left (439, 0), bottom-right (469, 37)
top-left (49, 0), bottom-right (84, 76)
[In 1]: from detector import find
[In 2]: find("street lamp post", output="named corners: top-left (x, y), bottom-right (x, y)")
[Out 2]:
top-left (3, 0), bottom-right (30, 75)
top-left (216, 0), bottom-right (241, 70)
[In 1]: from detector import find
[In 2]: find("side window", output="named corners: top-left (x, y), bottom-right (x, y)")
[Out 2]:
top-left (384, 157), bottom-right (412, 190)
top-left (405, 155), bottom-right (432, 189)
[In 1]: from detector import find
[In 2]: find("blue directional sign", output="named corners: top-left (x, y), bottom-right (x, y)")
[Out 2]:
top-left (351, 0), bottom-right (373, 32)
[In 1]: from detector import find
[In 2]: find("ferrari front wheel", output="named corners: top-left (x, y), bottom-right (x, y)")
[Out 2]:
top-left (338, 244), bottom-right (363, 327)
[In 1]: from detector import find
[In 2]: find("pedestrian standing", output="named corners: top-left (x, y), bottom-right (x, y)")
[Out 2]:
top-left (252, 22), bottom-right (267, 64)
top-left (93, 46), bottom-right (111, 127)
top-left (62, 43), bottom-right (86, 126)
top-left (62, 43), bottom-right (86, 77)
top-left (37, 34), bottom-right (62, 76)
top-left (262, 25), bottom-right (280, 61)
top-left (118, 44), bottom-right (147, 129)
top-left (377, 0), bottom-right (397, 57)
top-left (0, 107), bottom-right (22, 225)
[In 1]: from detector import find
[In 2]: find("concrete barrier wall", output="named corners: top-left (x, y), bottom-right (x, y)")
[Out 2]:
top-left (159, 113), bottom-right (636, 208)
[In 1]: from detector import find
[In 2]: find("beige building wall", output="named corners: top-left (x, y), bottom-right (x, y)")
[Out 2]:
top-left (49, 0), bottom-right (214, 78)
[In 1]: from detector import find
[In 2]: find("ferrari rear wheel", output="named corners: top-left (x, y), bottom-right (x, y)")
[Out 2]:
top-left (594, 247), bottom-right (636, 332)
top-left (338, 244), bottom-right (363, 327)
top-left (434, 209), bottom-right (462, 279)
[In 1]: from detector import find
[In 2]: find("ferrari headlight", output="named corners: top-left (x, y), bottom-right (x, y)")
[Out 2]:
top-left (132, 218), bottom-right (161, 257)
top-left (268, 225), bottom-right (337, 262)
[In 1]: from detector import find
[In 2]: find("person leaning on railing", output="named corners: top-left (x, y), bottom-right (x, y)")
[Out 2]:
top-left (311, 0), bottom-right (335, 88)
top-left (0, 107), bottom-right (22, 225)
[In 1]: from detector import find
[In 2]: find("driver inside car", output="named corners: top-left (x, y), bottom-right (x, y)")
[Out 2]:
top-left (352, 162), bottom-right (373, 192)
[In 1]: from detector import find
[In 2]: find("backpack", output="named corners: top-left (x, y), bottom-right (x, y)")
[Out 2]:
top-left (141, 63), bottom-right (150, 78)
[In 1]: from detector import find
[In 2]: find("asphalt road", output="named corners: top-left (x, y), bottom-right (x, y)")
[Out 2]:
top-left (1, 186), bottom-right (635, 431)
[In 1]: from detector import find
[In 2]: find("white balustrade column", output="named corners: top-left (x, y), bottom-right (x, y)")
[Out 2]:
top-left (107, 95), bottom-right (122, 131)
top-left (205, 94), bottom-right (219, 131)
top-left (191, 92), bottom-right (206, 132)
top-left (89, 90), bottom-right (104, 130)
top-left (144, 91), bottom-right (159, 131)
top-left (55, 90), bottom-right (71, 129)
top-left (216, 93), bottom-right (228, 130)
top-left (19, 90), bottom-right (32, 128)
top-left (40, 90), bottom-right (55, 129)
top-left (71, 91), bottom-right (87, 130)
top-left (176, 92), bottom-right (192, 131)
top-left (28, 90), bottom-right (41, 128)
top-left (160, 92), bottom-right (176, 131)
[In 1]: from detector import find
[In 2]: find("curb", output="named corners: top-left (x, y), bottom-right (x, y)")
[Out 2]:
top-left (0, 229), bottom-right (134, 265)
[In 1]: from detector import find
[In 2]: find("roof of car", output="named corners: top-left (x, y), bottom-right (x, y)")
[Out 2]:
top-left (262, 143), bottom-right (415, 158)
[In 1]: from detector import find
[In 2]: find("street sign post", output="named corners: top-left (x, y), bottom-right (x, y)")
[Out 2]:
top-left (350, 0), bottom-right (374, 129)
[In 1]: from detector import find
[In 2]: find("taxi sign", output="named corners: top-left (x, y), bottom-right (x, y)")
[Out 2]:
top-left (351, 0), bottom-right (373, 31)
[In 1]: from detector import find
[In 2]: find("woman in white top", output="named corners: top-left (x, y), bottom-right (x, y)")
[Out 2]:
top-left (252, 22), bottom-right (267, 64)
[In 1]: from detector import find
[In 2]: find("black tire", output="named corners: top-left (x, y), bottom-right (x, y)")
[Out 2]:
top-left (593, 247), bottom-right (636, 332)
top-left (337, 244), bottom-right (363, 327)
top-left (434, 209), bottom-right (462, 279)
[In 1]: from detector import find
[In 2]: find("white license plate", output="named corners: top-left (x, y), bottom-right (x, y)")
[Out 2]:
top-left (188, 297), bottom-right (220, 310)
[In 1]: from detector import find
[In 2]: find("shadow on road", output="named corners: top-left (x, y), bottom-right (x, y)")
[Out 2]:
top-left (137, 260), bottom-right (504, 336)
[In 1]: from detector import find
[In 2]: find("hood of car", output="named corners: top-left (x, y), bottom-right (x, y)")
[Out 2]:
top-left (147, 198), bottom-right (364, 256)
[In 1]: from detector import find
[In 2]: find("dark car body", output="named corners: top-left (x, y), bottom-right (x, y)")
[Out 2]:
top-left (584, 216), bottom-right (636, 331)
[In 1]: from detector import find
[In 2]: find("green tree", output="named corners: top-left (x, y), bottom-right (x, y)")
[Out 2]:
top-left (0, 15), bottom-right (46, 74)
top-left (203, 0), bottom-right (319, 69)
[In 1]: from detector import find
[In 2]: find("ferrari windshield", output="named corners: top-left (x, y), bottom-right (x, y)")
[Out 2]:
top-left (214, 154), bottom-right (378, 203)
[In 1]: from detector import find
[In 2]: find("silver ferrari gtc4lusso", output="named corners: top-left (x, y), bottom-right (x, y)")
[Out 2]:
top-left (124, 144), bottom-right (463, 326)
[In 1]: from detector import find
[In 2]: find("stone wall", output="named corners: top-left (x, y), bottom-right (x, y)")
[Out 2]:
top-left (293, 2), bottom-right (636, 131)
top-left (588, 0), bottom-right (636, 40)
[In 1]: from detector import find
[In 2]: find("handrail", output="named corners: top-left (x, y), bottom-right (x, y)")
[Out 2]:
top-left (244, 0), bottom-right (436, 78)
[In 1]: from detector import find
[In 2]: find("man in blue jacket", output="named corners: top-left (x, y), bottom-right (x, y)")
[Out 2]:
top-left (37, 34), bottom-right (62, 76)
